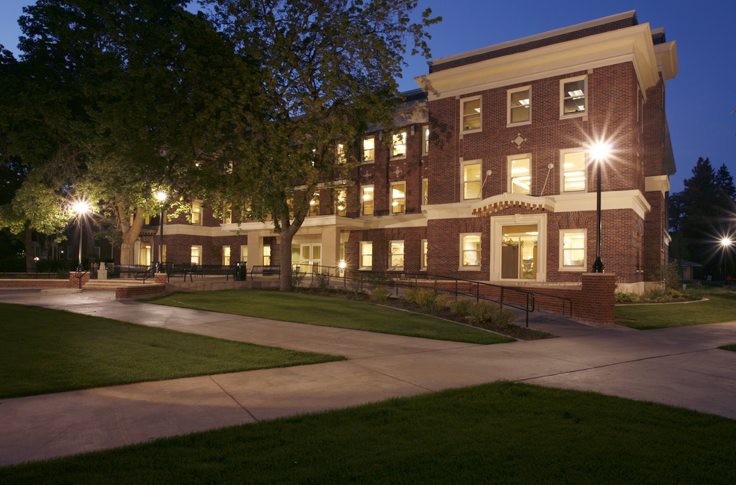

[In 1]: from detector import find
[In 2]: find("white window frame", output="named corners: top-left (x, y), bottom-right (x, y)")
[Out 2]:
top-left (361, 185), bottom-right (374, 216)
top-left (191, 200), bottom-right (202, 225)
top-left (507, 85), bottom-right (532, 127)
top-left (334, 188), bottom-right (347, 217)
top-left (559, 148), bottom-right (588, 193)
top-left (190, 245), bottom-right (202, 265)
top-left (222, 245), bottom-right (231, 266)
top-left (421, 178), bottom-right (429, 206)
top-left (507, 154), bottom-right (532, 195)
top-left (422, 125), bottom-right (430, 156)
top-left (420, 239), bottom-right (428, 270)
top-left (461, 160), bottom-right (482, 200)
top-left (389, 240), bottom-right (404, 270)
top-left (559, 229), bottom-right (587, 272)
top-left (391, 130), bottom-right (407, 160)
top-left (559, 75), bottom-right (587, 119)
top-left (360, 241), bottom-right (373, 270)
top-left (459, 233), bottom-right (482, 270)
top-left (362, 136), bottom-right (375, 164)
top-left (460, 96), bottom-right (482, 135)
top-left (222, 208), bottom-right (232, 224)
top-left (308, 191), bottom-right (320, 217)
top-left (240, 245), bottom-right (248, 264)
top-left (390, 181), bottom-right (406, 215)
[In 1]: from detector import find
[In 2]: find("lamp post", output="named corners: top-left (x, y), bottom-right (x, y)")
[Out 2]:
top-left (154, 190), bottom-right (168, 273)
top-left (721, 236), bottom-right (733, 281)
top-left (71, 199), bottom-right (91, 272)
top-left (589, 142), bottom-right (611, 273)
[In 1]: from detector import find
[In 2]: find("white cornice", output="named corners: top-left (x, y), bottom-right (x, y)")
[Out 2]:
top-left (645, 175), bottom-right (670, 194)
top-left (417, 24), bottom-right (661, 101)
top-left (654, 41), bottom-right (678, 80)
top-left (163, 224), bottom-right (233, 237)
top-left (221, 213), bottom-right (428, 233)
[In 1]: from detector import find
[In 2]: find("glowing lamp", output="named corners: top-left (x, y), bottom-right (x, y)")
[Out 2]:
top-left (154, 190), bottom-right (168, 203)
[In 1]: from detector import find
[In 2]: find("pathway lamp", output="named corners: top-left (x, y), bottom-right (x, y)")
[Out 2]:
top-left (70, 199), bottom-right (91, 272)
top-left (154, 190), bottom-right (168, 273)
top-left (720, 236), bottom-right (733, 281)
top-left (589, 142), bottom-right (611, 273)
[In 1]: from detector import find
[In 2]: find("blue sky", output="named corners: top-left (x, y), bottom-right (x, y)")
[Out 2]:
top-left (1, 0), bottom-right (734, 192)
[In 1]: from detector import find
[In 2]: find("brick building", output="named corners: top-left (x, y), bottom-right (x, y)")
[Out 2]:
top-left (133, 11), bottom-right (678, 294)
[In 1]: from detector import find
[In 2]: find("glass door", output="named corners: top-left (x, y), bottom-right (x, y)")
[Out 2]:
top-left (501, 225), bottom-right (538, 280)
top-left (299, 244), bottom-right (322, 273)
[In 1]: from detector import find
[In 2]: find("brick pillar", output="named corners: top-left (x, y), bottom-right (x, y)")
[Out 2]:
top-left (153, 273), bottom-right (168, 285)
top-left (68, 271), bottom-right (90, 289)
top-left (576, 273), bottom-right (617, 326)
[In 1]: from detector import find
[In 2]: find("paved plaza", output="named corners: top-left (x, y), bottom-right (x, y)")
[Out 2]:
top-left (0, 289), bottom-right (735, 467)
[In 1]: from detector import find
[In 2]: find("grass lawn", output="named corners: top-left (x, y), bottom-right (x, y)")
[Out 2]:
top-left (151, 290), bottom-right (511, 344)
top-left (616, 292), bottom-right (736, 330)
top-left (722, 344), bottom-right (736, 352)
top-left (2, 382), bottom-right (735, 483)
top-left (0, 303), bottom-right (340, 399)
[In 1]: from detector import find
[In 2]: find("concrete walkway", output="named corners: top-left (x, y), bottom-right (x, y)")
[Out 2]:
top-left (0, 290), bottom-right (735, 467)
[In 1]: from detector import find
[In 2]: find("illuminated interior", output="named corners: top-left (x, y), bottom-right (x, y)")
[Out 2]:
top-left (501, 225), bottom-right (538, 280)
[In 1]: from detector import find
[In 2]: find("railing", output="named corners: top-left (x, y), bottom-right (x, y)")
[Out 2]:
top-left (284, 265), bottom-right (572, 327)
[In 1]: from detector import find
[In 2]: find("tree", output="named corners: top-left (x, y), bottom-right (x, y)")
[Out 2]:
top-left (2, 0), bottom-right (257, 264)
top-left (204, 0), bottom-right (440, 290)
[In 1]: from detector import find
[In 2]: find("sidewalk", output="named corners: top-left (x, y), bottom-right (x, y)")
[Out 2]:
top-left (1, 291), bottom-right (735, 467)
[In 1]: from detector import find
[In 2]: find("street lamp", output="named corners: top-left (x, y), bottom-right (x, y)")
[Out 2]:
top-left (589, 142), bottom-right (611, 273)
top-left (720, 236), bottom-right (733, 281)
top-left (70, 198), bottom-right (91, 272)
top-left (154, 190), bottom-right (168, 273)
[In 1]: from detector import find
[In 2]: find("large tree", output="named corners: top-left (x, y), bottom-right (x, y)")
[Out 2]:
top-left (2, 0), bottom-right (257, 264)
top-left (204, 0), bottom-right (440, 290)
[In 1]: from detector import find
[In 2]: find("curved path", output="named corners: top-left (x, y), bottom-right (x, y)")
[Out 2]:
top-left (0, 289), bottom-right (735, 467)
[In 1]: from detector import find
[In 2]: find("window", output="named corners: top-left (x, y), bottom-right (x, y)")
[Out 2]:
top-left (223, 208), bottom-right (232, 224)
top-left (308, 192), bottom-right (320, 216)
top-left (263, 243), bottom-right (271, 266)
top-left (222, 245), bottom-right (231, 266)
top-left (390, 181), bottom-right (406, 214)
top-left (462, 161), bottom-right (482, 200)
top-left (561, 150), bottom-right (587, 192)
top-left (363, 136), bottom-right (375, 163)
top-left (460, 234), bottom-right (481, 268)
top-left (336, 143), bottom-right (346, 164)
top-left (560, 76), bottom-right (587, 118)
top-left (161, 245), bottom-right (167, 263)
top-left (461, 97), bottom-right (481, 133)
top-left (508, 86), bottom-right (531, 125)
top-left (361, 185), bottom-right (374, 216)
top-left (335, 188), bottom-right (347, 217)
top-left (421, 239), bottom-right (428, 270)
top-left (360, 241), bottom-right (373, 269)
top-left (422, 125), bottom-right (430, 155)
top-left (191, 200), bottom-right (202, 225)
top-left (240, 245), bottom-right (248, 264)
top-left (190, 245), bottom-right (202, 265)
top-left (391, 131), bottom-right (407, 159)
top-left (560, 229), bottom-right (586, 270)
top-left (508, 155), bottom-right (531, 194)
top-left (389, 240), bottom-right (404, 270)
top-left (422, 178), bottom-right (429, 206)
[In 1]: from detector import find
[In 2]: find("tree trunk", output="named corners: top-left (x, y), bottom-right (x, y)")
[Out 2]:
top-left (24, 225), bottom-right (35, 272)
top-left (118, 206), bottom-right (145, 265)
top-left (278, 215), bottom-right (305, 291)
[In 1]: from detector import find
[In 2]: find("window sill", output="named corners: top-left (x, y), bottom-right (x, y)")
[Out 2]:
top-left (559, 113), bottom-right (587, 121)
top-left (507, 120), bottom-right (531, 128)
top-left (461, 129), bottom-right (482, 136)
top-left (559, 267), bottom-right (586, 272)
top-left (459, 266), bottom-right (481, 271)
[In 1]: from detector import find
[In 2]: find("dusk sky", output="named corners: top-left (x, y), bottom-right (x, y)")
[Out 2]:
top-left (1, 0), bottom-right (734, 192)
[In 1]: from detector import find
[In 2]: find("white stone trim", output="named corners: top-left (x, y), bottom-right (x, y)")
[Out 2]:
top-left (559, 228), bottom-right (588, 272)
top-left (645, 175), bottom-right (670, 194)
top-left (460, 95), bottom-right (482, 136)
top-left (163, 224), bottom-right (235, 237)
top-left (559, 75), bottom-right (588, 120)
top-left (507, 85), bottom-right (532, 127)
top-left (490, 213), bottom-right (548, 282)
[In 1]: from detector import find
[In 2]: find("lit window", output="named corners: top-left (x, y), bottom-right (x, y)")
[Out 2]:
top-left (240, 245), bottom-right (248, 263)
top-left (190, 245), bottom-right (202, 265)
top-left (421, 239), bottom-right (428, 270)
top-left (461, 234), bottom-right (481, 268)
top-left (309, 192), bottom-right (320, 216)
top-left (222, 245), bottom-right (231, 266)
top-left (263, 243), bottom-right (271, 266)
top-left (508, 86), bottom-right (531, 125)
top-left (561, 76), bottom-right (586, 117)
top-left (335, 188), bottom-right (347, 217)
top-left (336, 143), bottom-right (346, 164)
top-left (562, 150), bottom-right (587, 192)
top-left (389, 240), bottom-right (404, 270)
top-left (561, 230), bottom-right (586, 270)
top-left (391, 131), bottom-right (407, 159)
top-left (422, 178), bottom-right (429, 206)
top-left (223, 208), bottom-right (232, 224)
top-left (363, 137), bottom-right (375, 163)
top-left (461, 97), bottom-right (481, 133)
top-left (508, 155), bottom-right (531, 194)
top-left (390, 181), bottom-right (406, 214)
top-left (422, 125), bottom-right (430, 155)
top-left (463, 162), bottom-right (482, 200)
top-left (360, 241), bottom-right (373, 269)
top-left (361, 185), bottom-right (374, 216)
top-left (191, 200), bottom-right (202, 225)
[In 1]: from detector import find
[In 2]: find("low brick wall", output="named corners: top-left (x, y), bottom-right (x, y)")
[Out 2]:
top-left (0, 279), bottom-right (70, 289)
top-left (530, 274), bottom-right (616, 326)
top-left (115, 284), bottom-right (166, 299)
top-left (68, 272), bottom-right (91, 289)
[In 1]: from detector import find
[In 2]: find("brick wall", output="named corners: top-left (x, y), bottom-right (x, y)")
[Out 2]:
top-left (346, 227), bottom-right (427, 273)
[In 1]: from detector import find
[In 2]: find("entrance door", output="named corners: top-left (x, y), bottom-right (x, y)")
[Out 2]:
top-left (139, 244), bottom-right (152, 267)
top-left (501, 225), bottom-right (538, 280)
top-left (299, 244), bottom-right (322, 273)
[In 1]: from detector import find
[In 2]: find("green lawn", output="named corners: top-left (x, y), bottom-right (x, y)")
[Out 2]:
top-left (722, 344), bottom-right (736, 352)
top-left (151, 290), bottom-right (511, 344)
top-left (616, 292), bottom-right (736, 330)
top-left (0, 303), bottom-right (340, 399)
top-left (2, 382), bottom-right (735, 483)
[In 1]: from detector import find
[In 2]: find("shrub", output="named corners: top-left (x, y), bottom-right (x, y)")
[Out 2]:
top-left (403, 287), bottom-right (420, 305)
top-left (369, 287), bottom-right (390, 303)
top-left (291, 270), bottom-right (305, 288)
top-left (448, 298), bottom-right (474, 317)
top-left (615, 292), bottom-right (637, 303)
top-left (403, 287), bottom-right (437, 311)
top-left (467, 301), bottom-right (515, 328)
top-left (434, 293), bottom-right (455, 311)
top-left (314, 272), bottom-right (330, 290)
